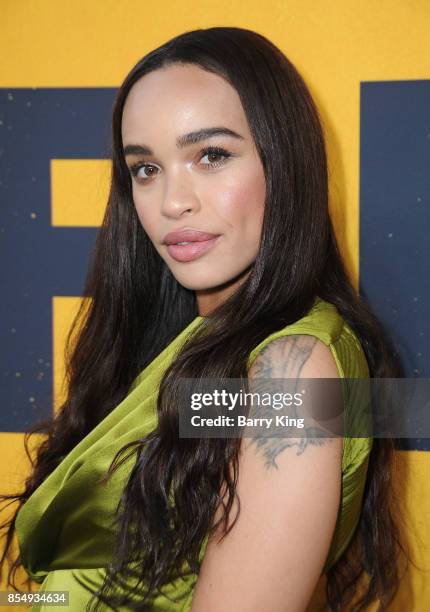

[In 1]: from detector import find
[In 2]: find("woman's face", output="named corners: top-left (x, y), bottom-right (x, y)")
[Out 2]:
top-left (121, 63), bottom-right (266, 315)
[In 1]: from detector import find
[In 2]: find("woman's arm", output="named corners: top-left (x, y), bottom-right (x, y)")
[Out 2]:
top-left (190, 334), bottom-right (343, 612)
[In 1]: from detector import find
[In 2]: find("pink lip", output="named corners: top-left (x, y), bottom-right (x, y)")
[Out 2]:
top-left (166, 235), bottom-right (222, 262)
top-left (162, 228), bottom-right (220, 245)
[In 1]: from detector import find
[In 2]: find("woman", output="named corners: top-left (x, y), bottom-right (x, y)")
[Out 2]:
top-left (1, 26), bottom-right (409, 611)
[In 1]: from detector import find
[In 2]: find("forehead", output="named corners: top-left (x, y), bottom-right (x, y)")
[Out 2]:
top-left (121, 63), bottom-right (248, 141)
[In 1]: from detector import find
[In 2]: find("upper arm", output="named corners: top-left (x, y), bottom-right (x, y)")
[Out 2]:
top-left (190, 334), bottom-right (343, 612)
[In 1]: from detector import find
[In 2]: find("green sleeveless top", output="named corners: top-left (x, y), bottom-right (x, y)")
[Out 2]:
top-left (15, 297), bottom-right (373, 610)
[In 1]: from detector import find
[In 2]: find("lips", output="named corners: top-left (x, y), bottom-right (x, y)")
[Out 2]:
top-left (162, 228), bottom-right (222, 263)
top-left (165, 234), bottom-right (222, 263)
top-left (162, 229), bottom-right (220, 245)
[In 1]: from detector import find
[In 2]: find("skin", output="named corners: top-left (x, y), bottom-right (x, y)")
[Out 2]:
top-left (121, 62), bottom-right (343, 611)
top-left (121, 62), bottom-right (266, 316)
top-left (191, 336), bottom-right (343, 612)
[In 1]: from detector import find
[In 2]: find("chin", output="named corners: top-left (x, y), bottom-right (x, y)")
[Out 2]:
top-left (175, 278), bottom-right (221, 291)
top-left (172, 271), bottom-right (231, 292)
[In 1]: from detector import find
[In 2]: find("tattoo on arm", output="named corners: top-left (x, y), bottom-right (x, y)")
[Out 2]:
top-left (247, 335), bottom-right (332, 470)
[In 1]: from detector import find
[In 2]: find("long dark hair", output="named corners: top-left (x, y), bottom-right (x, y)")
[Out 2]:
top-left (1, 26), bottom-right (413, 610)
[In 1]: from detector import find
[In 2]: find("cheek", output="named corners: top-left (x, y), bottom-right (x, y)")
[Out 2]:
top-left (133, 193), bottom-right (157, 238)
top-left (217, 166), bottom-right (266, 233)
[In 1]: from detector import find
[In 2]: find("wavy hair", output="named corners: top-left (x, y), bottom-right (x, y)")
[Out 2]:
top-left (1, 26), bottom-right (413, 611)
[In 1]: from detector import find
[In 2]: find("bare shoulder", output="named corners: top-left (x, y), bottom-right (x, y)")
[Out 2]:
top-left (190, 333), bottom-right (343, 612)
top-left (246, 333), bottom-right (342, 469)
top-left (248, 333), bottom-right (341, 380)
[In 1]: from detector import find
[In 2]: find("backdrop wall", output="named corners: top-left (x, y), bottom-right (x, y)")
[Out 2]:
top-left (1, 1), bottom-right (429, 609)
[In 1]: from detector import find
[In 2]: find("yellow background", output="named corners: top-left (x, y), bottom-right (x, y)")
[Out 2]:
top-left (1, 1), bottom-right (430, 609)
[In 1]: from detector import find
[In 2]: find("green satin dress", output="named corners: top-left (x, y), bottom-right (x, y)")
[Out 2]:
top-left (15, 297), bottom-right (373, 610)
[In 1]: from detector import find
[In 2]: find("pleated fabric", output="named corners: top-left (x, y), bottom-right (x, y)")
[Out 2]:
top-left (15, 297), bottom-right (372, 610)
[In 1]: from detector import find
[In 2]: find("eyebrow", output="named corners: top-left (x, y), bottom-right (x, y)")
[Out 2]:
top-left (123, 126), bottom-right (244, 157)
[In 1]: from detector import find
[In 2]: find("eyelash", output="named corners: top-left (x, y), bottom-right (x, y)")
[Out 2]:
top-left (128, 146), bottom-right (232, 184)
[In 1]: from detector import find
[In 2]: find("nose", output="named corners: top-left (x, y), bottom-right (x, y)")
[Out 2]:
top-left (161, 167), bottom-right (201, 218)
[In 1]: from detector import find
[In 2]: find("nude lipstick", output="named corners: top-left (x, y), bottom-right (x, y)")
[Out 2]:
top-left (162, 228), bottom-right (222, 263)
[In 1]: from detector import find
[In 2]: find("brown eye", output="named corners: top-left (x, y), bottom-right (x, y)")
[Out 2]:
top-left (200, 146), bottom-right (232, 168)
top-left (130, 163), bottom-right (159, 183)
top-left (142, 166), bottom-right (157, 177)
top-left (207, 152), bottom-right (223, 163)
